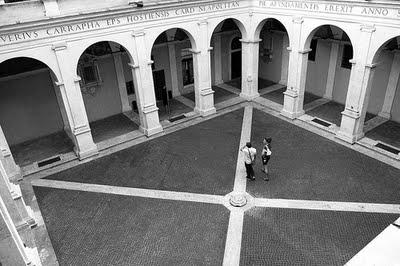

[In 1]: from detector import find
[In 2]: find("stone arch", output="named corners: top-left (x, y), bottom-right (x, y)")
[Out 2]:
top-left (72, 38), bottom-right (135, 75)
top-left (0, 54), bottom-right (61, 83)
top-left (302, 23), bottom-right (356, 51)
top-left (147, 26), bottom-right (198, 60)
top-left (208, 17), bottom-right (248, 45)
top-left (253, 17), bottom-right (291, 45)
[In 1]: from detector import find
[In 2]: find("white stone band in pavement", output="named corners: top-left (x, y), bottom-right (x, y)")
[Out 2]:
top-left (31, 179), bottom-right (225, 205)
top-left (255, 198), bottom-right (400, 214)
top-left (233, 105), bottom-right (253, 193)
top-left (223, 210), bottom-right (244, 266)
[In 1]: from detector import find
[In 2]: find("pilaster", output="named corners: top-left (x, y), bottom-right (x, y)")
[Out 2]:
top-left (279, 34), bottom-right (290, 86)
top-left (240, 38), bottom-right (261, 100)
top-left (213, 34), bottom-right (224, 85)
top-left (132, 31), bottom-right (163, 136)
top-left (379, 51), bottom-right (400, 119)
top-left (337, 24), bottom-right (376, 143)
top-left (167, 39), bottom-right (180, 97)
top-left (42, 0), bottom-right (60, 17)
top-left (324, 40), bottom-right (340, 100)
top-left (193, 19), bottom-right (216, 117)
top-left (112, 52), bottom-right (132, 113)
top-left (52, 42), bottom-right (98, 159)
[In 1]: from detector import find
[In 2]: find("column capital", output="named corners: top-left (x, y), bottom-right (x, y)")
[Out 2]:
top-left (128, 63), bottom-right (139, 69)
top-left (292, 16), bottom-right (304, 24)
top-left (188, 48), bottom-right (201, 54)
top-left (298, 48), bottom-right (312, 54)
top-left (240, 38), bottom-right (261, 44)
top-left (52, 42), bottom-right (67, 51)
top-left (360, 24), bottom-right (376, 33)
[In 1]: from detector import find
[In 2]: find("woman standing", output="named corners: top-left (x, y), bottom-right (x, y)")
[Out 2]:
top-left (261, 137), bottom-right (272, 181)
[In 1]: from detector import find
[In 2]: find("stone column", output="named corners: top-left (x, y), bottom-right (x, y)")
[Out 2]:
top-left (337, 25), bottom-right (376, 143)
top-left (192, 20), bottom-right (216, 117)
top-left (167, 41), bottom-right (180, 97)
top-left (0, 126), bottom-right (21, 182)
top-left (112, 52), bottom-right (132, 113)
top-left (0, 152), bottom-right (35, 228)
top-left (279, 34), bottom-right (290, 86)
top-left (240, 39), bottom-right (261, 100)
top-left (52, 42), bottom-right (98, 159)
top-left (379, 51), bottom-right (400, 119)
top-left (281, 17), bottom-right (308, 119)
top-left (324, 40), bottom-right (340, 100)
top-left (213, 34), bottom-right (224, 85)
top-left (131, 31), bottom-right (163, 136)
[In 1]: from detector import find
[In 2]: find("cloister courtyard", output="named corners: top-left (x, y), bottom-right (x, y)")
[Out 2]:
top-left (20, 102), bottom-right (400, 265)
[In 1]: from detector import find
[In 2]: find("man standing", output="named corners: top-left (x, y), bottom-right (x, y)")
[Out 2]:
top-left (240, 142), bottom-right (257, 181)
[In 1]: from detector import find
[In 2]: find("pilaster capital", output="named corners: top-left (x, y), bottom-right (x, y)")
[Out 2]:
top-left (132, 30), bottom-right (145, 38)
top-left (52, 42), bottom-right (67, 51)
top-left (286, 47), bottom-right (292, 52)
top-left (360, 24), bottom-right (376, 33)
top-left (73, 76), bottom-right (81, 83)
top-left (349, 59), bottom-right (356, 65)
top-left (240, 38), bottom-right (261, 44)
top-left (292, 16), bottom-right (304, 24)
top-left (197, 19), bottom-right (208, 26)
top-left (148, 60), bottom-right (154, 66)
top-left (365, 62), bottom-right (378, 69)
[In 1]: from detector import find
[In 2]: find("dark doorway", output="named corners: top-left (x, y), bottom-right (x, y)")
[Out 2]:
top-left (231, 51), bottom-right (241, 79)
top-left (153, 70), bottom-right (166, 101)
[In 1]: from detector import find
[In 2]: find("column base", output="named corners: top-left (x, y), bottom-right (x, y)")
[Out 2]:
top-left (75, 145), bottom-right (98, 160)
top-left (195, 107), bottom-right (216, 117)
top-left (140, 125), bottom-right (163, 137)
top-left (8, 167), bottom-right (23, 182)
top-left (378, 111), bottom-right (391, 119)
top-left (335, 130), bottom-right (359, 144)
top-left (280, 109), bottom-right (305, 120)
top-left (240, 92), bottom-right (260, 101)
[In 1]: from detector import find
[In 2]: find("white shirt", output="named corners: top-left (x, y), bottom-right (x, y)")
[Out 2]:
top-left (242, 147), bottom-right (256, 164)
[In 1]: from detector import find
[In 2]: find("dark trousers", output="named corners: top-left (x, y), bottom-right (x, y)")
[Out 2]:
top-left (244, 163), bottom-right (254, 179)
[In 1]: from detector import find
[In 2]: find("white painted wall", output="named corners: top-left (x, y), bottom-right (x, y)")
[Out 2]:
top-left (305, 40), bottom-right (330, 97)
top-left (0, 70), bottom-right (64, 145)
top-left (258, 32), bottom-right (284, 83)
top-left (82, 56), bottom-right (122, 122)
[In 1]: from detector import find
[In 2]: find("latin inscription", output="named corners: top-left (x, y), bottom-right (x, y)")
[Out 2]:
top-left (260, 0), bottom-right (400, 18)
top-left (0, 1), bottom-right (239, 45)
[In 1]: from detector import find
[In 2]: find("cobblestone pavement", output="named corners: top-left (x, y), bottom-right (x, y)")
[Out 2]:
top-left (31, 103), bottom-right (400, 265)
top-left (248, 109), bottom-right (400, 204)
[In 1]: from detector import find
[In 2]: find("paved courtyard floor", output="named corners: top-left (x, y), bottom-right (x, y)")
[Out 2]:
top-left (25, 104), bottom-right (400, 265)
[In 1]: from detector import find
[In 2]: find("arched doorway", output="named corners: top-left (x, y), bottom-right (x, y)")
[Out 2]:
top-left (0, 57), bottom-right (73, 166)
top-left (303, 25), bottom-right (354, 129)
top-left (76, 41), bottom-right (139, 144)
top-left (208, 18), bottom-right (244, 104)
top-left (151, 28), bottom-right (197, 122)
top-left (362, 37), bottom-right (400, 152)
top-left (256, 18), bottom-right (290, 105)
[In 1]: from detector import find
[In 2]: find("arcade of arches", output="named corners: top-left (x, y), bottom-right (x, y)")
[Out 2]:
top-left (1, 0), bottom-right (400, 264)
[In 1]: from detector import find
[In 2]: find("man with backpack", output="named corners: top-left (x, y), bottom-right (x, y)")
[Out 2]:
top-left (240, 142), bottom-right (257, 181)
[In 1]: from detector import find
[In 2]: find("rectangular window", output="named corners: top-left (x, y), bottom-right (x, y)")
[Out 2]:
top-left (182, 57), bottom-right (194, 86)
top-left (341, 44), bottom-right (353, 69)
top-left (82, 66), bottom-right (97, 83)
top-left (126, 80), bottom-right (135, 95)
top-left (308, 39), bottom-right (318, 61)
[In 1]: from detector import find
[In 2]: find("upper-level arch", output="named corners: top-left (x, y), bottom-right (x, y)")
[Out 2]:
top-left (368, 27), bottom-right (400, 65)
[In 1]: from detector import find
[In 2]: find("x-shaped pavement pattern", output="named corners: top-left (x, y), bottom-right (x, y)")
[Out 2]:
top-left (29, 105), bottom-right (400, 265)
